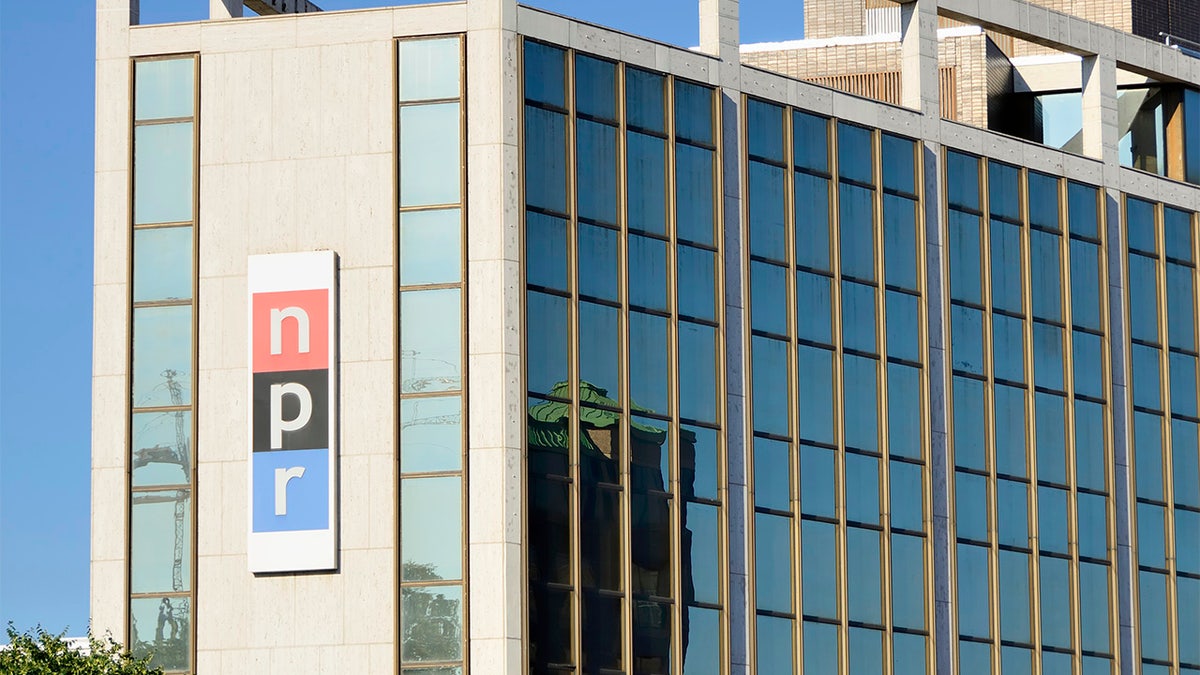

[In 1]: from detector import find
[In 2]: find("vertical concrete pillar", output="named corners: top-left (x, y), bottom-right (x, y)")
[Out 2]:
top-left (900, 0), bottom-right (941, 122)
top-left (465, 0), bottom-right (523, 673)
top-left (92, 0), bottom-right (135, 646)
top-left (1081, 55), bottom-right (1120, 166)
top-left (210, 0), bottom-right (243, 20)
top-left (701, 1), bottom-right (750, 674)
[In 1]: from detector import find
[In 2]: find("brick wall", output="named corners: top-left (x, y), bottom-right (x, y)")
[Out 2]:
top-left (804, 0), bottom-right (865, 38)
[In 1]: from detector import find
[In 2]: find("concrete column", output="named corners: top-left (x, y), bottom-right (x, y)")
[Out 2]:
top-left (210, 0), bottom-right (243, 20)
top-left (465, 0), bottom-right (522, 673)
top-left (1081, 55), bottom-right (1120, 167)
top-left (699, 0), bottom-right (739, 68)
top-left (900, 0), bottom-right (941, 121)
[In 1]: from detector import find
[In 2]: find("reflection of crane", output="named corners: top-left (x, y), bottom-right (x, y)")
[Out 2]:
top-left (130, 369), bottom-right (190, 594)
top-left (399, 349), bottom-right (461, 393)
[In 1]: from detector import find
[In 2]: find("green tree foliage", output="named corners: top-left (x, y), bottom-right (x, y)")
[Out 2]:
top-left (0, 624), bottom-right (164, 675)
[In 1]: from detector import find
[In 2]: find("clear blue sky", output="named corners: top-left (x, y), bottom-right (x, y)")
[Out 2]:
top-left (0, 0), bottom-right (802, 639)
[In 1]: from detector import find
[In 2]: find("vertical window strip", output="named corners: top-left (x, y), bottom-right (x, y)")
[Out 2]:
top-left (129, 54), bottom-right (198, 675)
top-left (396, 35), bottom-right (467, 674)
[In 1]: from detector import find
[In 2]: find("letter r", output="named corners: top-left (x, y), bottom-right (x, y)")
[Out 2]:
top-left (274, 466), bottom-right (306, 516)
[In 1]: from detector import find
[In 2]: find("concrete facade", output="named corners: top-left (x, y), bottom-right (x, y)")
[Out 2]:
top-left (93, 0), bottom-right (1199, 674)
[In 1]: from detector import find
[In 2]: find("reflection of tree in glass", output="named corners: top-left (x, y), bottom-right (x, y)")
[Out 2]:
top-left (402, 563), bottom-right (462, 663)
top-left (131, 596), bottom-right (189, 672)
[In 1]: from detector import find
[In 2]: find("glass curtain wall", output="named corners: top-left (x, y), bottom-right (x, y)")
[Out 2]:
top-left (1125, 197), bottom-right (1200, 675)
top-left (745, 99), bottom-right (932, 675)
top-left (523, 39), bottom-right (725, 675)
top-left (396, 35), bottom-right (467, 674)
top-left (129, 54), bottom-right (198, 674)
top-left (946, 152), bottom-right (1116, 674)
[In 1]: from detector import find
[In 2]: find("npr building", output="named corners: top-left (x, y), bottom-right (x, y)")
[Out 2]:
top-left (91, 0), bottom-right (1200, 673)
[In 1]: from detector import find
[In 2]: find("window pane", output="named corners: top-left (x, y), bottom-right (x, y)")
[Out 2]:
top-left (881, 134), bottom-right (915, 194)
top-left (1077, 492), bottom-right (1108, 561)
top-left (398, 37), bottom-right (461, 102)
top-left (888, 363), bottom-right (923, 461)
top-left (682, 424), bottom-right (719, 502)
top-left (1033, 322), bottom-right (1064, 392)
top-left (135, 58), bottom-right (194, 120)
top-left (400, 208), bottom-right (461, 286)
top-left (132, 411), bottom-right (191, 487)
top-left (577, 119), bottom-right (618, 225)
top-left (953, 376), bottom-right (986, 470)
top-left (626, 68), bottom-right (665, 133)
top-left (842, 281), bottom-right (877, 354)
top-left (849, 627), bottom-right (883, 675)
top-left (843, 354), bottom-right (879, 452)
top-left (1073, 331), bottom-right (1105, 400)
top-left (402, 584), bottom-right (463, 662)
top-left (959, 640), bottom-right (992, 674)
top-left (798, 271), bottom-right (833, 345)
top-left (892, 533), bottom-right (926, 630)
top-left (524, 106), bottom-right (567, 213)
top-left (575, 54), bottom-right (616, 121)
top-left (956, 471), bottom-right (988, 542)
top-left (524, 41), bottom-right (565, 106)
top-left (1171, 351), bottom-right (1198, 417)
top-left (1067, 182), bottom-right (1099, 239)
top-left (683, 501), bottom-right (720, 605)
top-left (802, 520), bottom-right (839, 619)
top-left (804, 621), bottom-right (839, 674)
top-left (994, 384), bottom-right (1028, 477)
top-left (951, 305), bottom-right (984, 376)
top-left (997, 479), bottom-right (1029, 549)
top-left (756, 615), bottom-right (793, 672)
top-left (1179, 577), bottom-right (1200, 667)
top-left (401, 289), bottom-right (461, 394)
top-left (629, 312), bottom-right (670, 415)
top-left (678, 245), bottom-right (716, 321)
top-left (1132, 344), bottom-right (1162, 411)
top-left (1139, 571), bottom-right (1169, 662)
top-left (130, 596), bottom-right (191, 671)
top-left (992, 315), bottom-right (1025, 385)
top-left (633, 600), bottom-right (672, 669)
top-left (893, 633), bottom-right (926, 675)
top-left (526, 213), bottom-right (568, 291)
top-left (949, 211), bottom-right (983, 304)
top-left (1030, 231), bottom-right (1062, 321)
top-left (884, 194), bottom-right (919, 291)
top-left (988, 162), bottom-right (1020, 222)
top-left (798, 346), bottom-right (835, 445)
top-left (1039, 555), bottom-right (1071, 649)
top-left (749, 161), bottom-right (787, 261)
top-left (131, 489), bottom-right (191, 593)
top-left (796, 173), bottom-right (832, 272)
top-left (846, 453), bottom-right (880, 525)
top-left (1175, 418), bottom-right (1200, 507)
top-left (1027, 172), bottom-right (1059, 232)
top-left (990, 220), bottom-right (1024, 314)
top-left (679, 322), bottom-right (717, 424)
top-left (747, 99), bottom-right (784, 162)
top-left (957, 544), bottom-right (991, 638)
top-left (578, 222), bottom-right (619, 302)
top-left (1168, 262), bottom-right (1197, 351)
top-left (1075, 400), bottom-right (1106, 492)
top-left (1137, 503), bottom-right (1166, 569)
top-left (1038, 486), bottom-right (1068, 555)
top-left (1126, 198), bottom-right (1157, 253)
top-left (840, 183), bottom-right (876, 281)
top-left (132, 305), bottom-right (192, 408)
top-left (400, 103), bottom-right (461, 207)
top-left (676, 144), bottom-right (715, 246)
top-left (629, 234), bottom-right (668, 311)
top-left (752, 336), bottom-right (789, 437)
top-left (578, 301), bottom-right (621, 399)
top-left (890, 460), bottom-right (923, 533)
top-left (800, 444), bottom-right (836, 519)
top-left (947, 151), bottom-right (980, 211)
top-left (682, 607), bottom-right (720, 675)
top-left (755, 438), bottom-right (791, 512)
top-left (1134, 411), bottom-right (1164, 501)
top-left (838, 123), bottom-right (873, 184)
top-left (134, 122), bottom-right (193, 225)
top-left (400, 396), bottom-right (462, 473)
top-left (794, 111), bottom-right (829, 173)
top-left (1070, 239), bottom-right (1102, 331)
top-left (998, 550), bottom-right (1030, 643)
top-left (1165, 207), bottom-right (1193, 262)
top-left (674, 80), bottom-right (713, 145)
top-left (628, 131), bottom-right (668, 235)
top-left (1128, 253), bottom-right (1160, 344)
top-left (755, 514), bottom-right (793, 613)
top-left (1079, 562), bottom-right (1111, 654)
top-left (526, 292), bottom-right (569, 396)
top-left (751, 261), bottom-right (788, 336)
top-left (133, 226), bottom-right (192, 303)
top-left (401, 476), bottom-right (462, 581)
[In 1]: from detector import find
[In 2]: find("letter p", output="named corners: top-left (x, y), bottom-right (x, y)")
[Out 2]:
top-left (270, 382), bottom-right (313, 448)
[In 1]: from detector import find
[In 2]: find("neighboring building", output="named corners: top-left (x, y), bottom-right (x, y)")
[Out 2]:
top-left (91, 0), bottom-right (1198, 674)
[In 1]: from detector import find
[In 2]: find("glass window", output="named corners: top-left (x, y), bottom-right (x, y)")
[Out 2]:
top-left (997, 479), bottom-right (1029, 548)
top-left (402, 584), bottom-right (463, 662)
top-left (1137, 503), bottom-right (1166, 569)
top-left (677, 245), bottom-right (716, 322)
top-left (578, 222), bottom-right (619, 301)
top-left (752, 336), bottom-right (789, 437)
top-left (796, 172), bottom-right (832, 272)
top-left (578, 301), bottom-right (621, 397)
top-left (994, 384), bottom-right (1027, 477)
top-left (1174, 509), bottom-right (1198, 575)
top-left (400, 103), bottom-right (461, 207)
top-left (135, 58), bottom-right (194, 121)
top-left (886, 290), bottom-right (921, 363)
top-left (894, 633), bottom-right (926, 675)
top-left (133, 226), bottom-right (193, 302)
top-left (1126, 198), bottom-right (1157, 254)
top-left (526, 213), bottom-right (568, 291)
top-left (953, 376), bottom-right (987, 470)
top-left (1171, 351), bottom-right (1198, 417)
top-left (802, 520), bottom-right (839, 619)
top-left (947, 151), bottom-right (980, 211)
top-left (679, 322), bottom-right (717, 424)
top-left (524, 106), bottom-right (567, 213)
top-left (959, 640), bottom-right (993, 674)
top-left (576, 119), bottom-right (618, 225)
top-left (749, 161), bottom-right (787, 261)
top-left (883, 194), bottom-right (919, 291)
top-left (575, 54), bottom-right (616, 121)
top-left (957, 544), bottom-right (991, 638)
top-left (956, 471), bottom-right (989, 542)
top-left (890, 460), bottom-right (923, 533)
top-left (992, 315), bottom-right (1026, 384)
top-left (1128, 253), bottom-right (1160, 344)
top-left (838, 124), bottom-right (873, 184)
top-left (1070, 240), bottom-right (1102, 331)
top-left (800, 444), bottom-right (836, 518)
top-left (794, 111), bottom-right (829, 173)
top-left (676, 143), bottom-right (715, 246)
top-left (751, 261), bottom-right (788, 336)
top-left (756, 514), bottom-right (793, 613)
top-left (1075, 400), bottom-right (1107, 492)
top-left (1132, 344), bottom-right (1163, 411)
top-left (1038, 486), bottom-right (1069, 555)
top-left (756, 615), bottom-right (793, 672)
top-left (400, 209), bottom-right (461, 286)
top-left (990, 220), bottom-right (1024, 314)
top-left (842, 280), bottom-right (877, 354)
top-left (798, 346), bottom-right (835, 445)
top-left (843, 355), bottom-right (878, 452)
top-left (684, 424), bottom-right (720, 502)
top-left (525, 292), bottom-right (569, 396)
top-left (891, 533), bottom-right (926, 629)
top-left (1027, 172), bottom-right (1059, 232)
top-left (1165, 207), bottom-right (1194, 262)
top-left (988, 162), bottom-right (1020, 222)
top-left (849, 627), bottom-right (883, 675)
top-left (524, 41), bottom-right (565, 107)
top-left (683, 501), bottom-right (720, 605)
top-left (1078, 562), bottom-right (1111, 653)
top-left (131, 489), bottom-right (191, 593)
top-left (1168, 262), bottom-right (1197, 351)
top-left (628, 131), bottom-right (668, 235)
top-left (840, 183), bottom-right (876, 281)
top-left (674, 80), bottom-right (713, 145)
top-left (625, 67), bottom-right (665, 133)
top-left (888, 363), bottom-right (923, 461)
top-left (682, 607), bottom-right (720, 675)
top-left (951, 305), bottom-right (984, 376)
top-left (949, 211), bottom-right (983, 304)
top-left (797, 271), bottom-right (833, 345)
top-left (1029, 230), bottom-right (1062, 321)
top-left (747, 99), bottom-right (784, 162)
top-left (804, 621), bottom-right (839, 674)
top-left (845, 453), bottom-right (880, 525)
top-left (401, 476), bottom-right (462, 581)
top-left (400, 289), bottom-right (462, 394)
top-left (1179, 578), bottom-right (1200, 667)
top-left (998, 550), bottom-right (1031, 642)
top-left (629, 312), bottom-right (670, 415)
top-left (881, 134), bottom-right (915, 195)
top-left (1077, 492), bottom-right (1108, 561)
top-left (131, 411), bottom-right (191, 487)
top-left (628, 234), bottom-right (668, 311)
top-left (1138, 571), bottom-right (1170, 662)
top-left (754, 438), bottom-right (791, 512)
top-left (1134, 411), bottom-right (1164, 501)
top-left (1175, 418), bottom-right (1200, 508)
top-left (398, 38), bottom-right (461, 102)
top-left (134, 123), bottom-right (194, 225)
top-left (1033, 322), bottom-right (1064, 392)
top-left (132, 305), bottom-right (192, 408)
top-left (400, 397), bottom-right (462, 473)
top-left (1073, 331), bottom-right (1105, 400)
top-left (1067, 182), bottom-right (1099, 239)
top-left (129, 597), bottom-right (191, 671)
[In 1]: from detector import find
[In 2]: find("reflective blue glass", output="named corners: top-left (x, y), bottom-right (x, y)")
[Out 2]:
top-left (676, 143), bottom-right (715, 246)
top-left (754, 438), bottom-right (791, 512)
top-left (1168, 261), bottom-right (1197, 351)
top-left (1077, 492), bottom-right (1108, 560)
top-left (990, 219), bottom-right (1024, 314)
top-left (401, 289), bottom-right (462, 394)
top-left (798, 346), bottom-right (835, 445)
top-left (523, 41), bottom-right (565, 106)
top-left (1079, 562), bottom-right (1111, 653)
top-left (756, 615), bottom-right (793, 672)
top-left (849, 627), bottom-right (883, 675)
top-left (527, 213), bottom-right (568, 291)
top-left (1128, 253), bottom-right (1160, 344)
top-left (627, 131), bottom-right (667, 235)
top-left (1070, 240), bottom-right (1102, 331)
top-left (804, 622), bottom-right (839, 674)
top-left (794, 111), bottom-right (829, 173)
top-left (401, 476), bottom-right (463, 581)
top-left (891, 534), bottom-right (925, 630)
top-left (1179, 577), bottom-right (1200, 666)
top-left (401, 396), bottom-right (463, 474)
top-left (755, 514), bottom-right (793, 613)
top-left (683, 502), bottom-right (720, 605)
top-left (1075, 400), bottom-right (1106, 492)
top-left (949, 210), bottom-right (983, 304)
top-left (998, 550), bottom-right (1031, 642)
top-left (881, 134), bottom-right (915, 195)
top-left (526, 291), bottom-right (569, 396)
top-left (628, 234), bottom-right (668, 311)
top-left (884, 194), bottom-right (919, 291)
top-left (134, 123), bottom-right (193, 225)
top-left (890, 461), bottom-right (923, 532)
top-left (956, 471), bottom-right (988, 542)
top-left (887, 363), bottom-right (923, 461)
top-left (893, 633), bottom-right (926, 675)
top-left (992, 315), bottom-right (1026, 384)
top-left (840, 183), bottom-right (876, 281)
top-left (843, 355), bottom-right (878, 452)
top-left (1030, 230), bottom-right (1063, 321)
top-left (957, 544), bottom-right (991, 638)
top-left (626, 67), bottom-right (665, 133)
top-left (679, 322), bottom-right (717, 424)
top-left (578, 223), bottom-right (619, 301)
top-left (133, 226), bottom-right (192, 302)
top-left (959, 640), bottom-right (992, 674)
top-left (886, 290), bottom-right (921, 362)
top-left (1175, 418), bottom-right (1200, 508)
top-left (400, 103), bottom-right (461, 207)
top-left (1038, 486), bottom-right (1069, 555)
top-left (796, 172), bottom-right (832, 272)
top-left (953, 376), bottom-right (987, 470)
top-left (674, 80), bottom-right (713, 145)
top-left (1033, 322), bottom-right (1064, 392)
top-left (842, 280), bottom-right (877, 354)
top-left (1135, 411), bottom-right (1164, 501)
top-left (752, 337), bottom-right (789, 437)
top-left (1073, 331), bottom-right (1105, 399)
top-left (988, 162), bottom-right (1020, 222)
top-left (797, 271), bottom-right (833, 345)
top-left (524, 106), bottom-right (568, 213)
top-left (1027, 171), bottom-right (1059, 232)
top-left (1138, 503), bottom-right (1166, 569)
top-left (802, 520), bottom-right (838, 619)
top-left (1067, 182), bottom-right (1099, 239)
top-left (1171, 351), bottom-right (1198, 417)
top-left (576, 119), bottom-right (618, 225)
top-left (951, 305), bottom-right (984, 375)
top-left (747, 99), bottom-right (784, 162)
top-left (575, 54), bottom-right (616, 121)
top-left (838, 123), bottom-right (873, 184)
top-left (132, 305), bottom-right (192, 408)
top-left (1127, 198), bottom-right (1157, 254)
top-left (845, 453), bottom-right (880, 525)
top-left (1139, 571), bottom-right (1170, 662)
top-left (677, 245), bottom-right (716, 321)
top-left (800, 444), bottom-right (836, 519)
top-left (131, 490), bottom-right (192, 593)
top-left (947, 151), bottom-right (980, 211)
top-left (578, 301), bottom-right (620, 398)
top-left (629, 312), bottom-right (670, 415)
top-left (1132, 344), bottom-right (1163, 411)
top-left (749, 161), bottom-right (787, 261)
top-left (1036, 392), bottom-right (1067, 484)
top-left (997, 479), bottom-right (1029, 548)
top-left (750, 261), bottom-right (788, 336)
top-left (400, 208), bottom-right (461, 286)
top-left (994, 384), bottom-right (1027, 477)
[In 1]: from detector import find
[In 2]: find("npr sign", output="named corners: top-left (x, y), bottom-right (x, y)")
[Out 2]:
top-left (247, 251), bottom-right (337, 573)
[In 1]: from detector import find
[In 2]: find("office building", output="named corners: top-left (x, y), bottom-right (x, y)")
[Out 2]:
top-left (91, 0), bottom-right (1199, 672)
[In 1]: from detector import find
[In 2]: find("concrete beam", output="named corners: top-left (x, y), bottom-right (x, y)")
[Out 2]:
top-left (937, 0), bottom-right (1197, 84)
top-left (1081, 54), bottom-right (1120, 165)
top-left (245, 0), bottom-right (321, 15)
